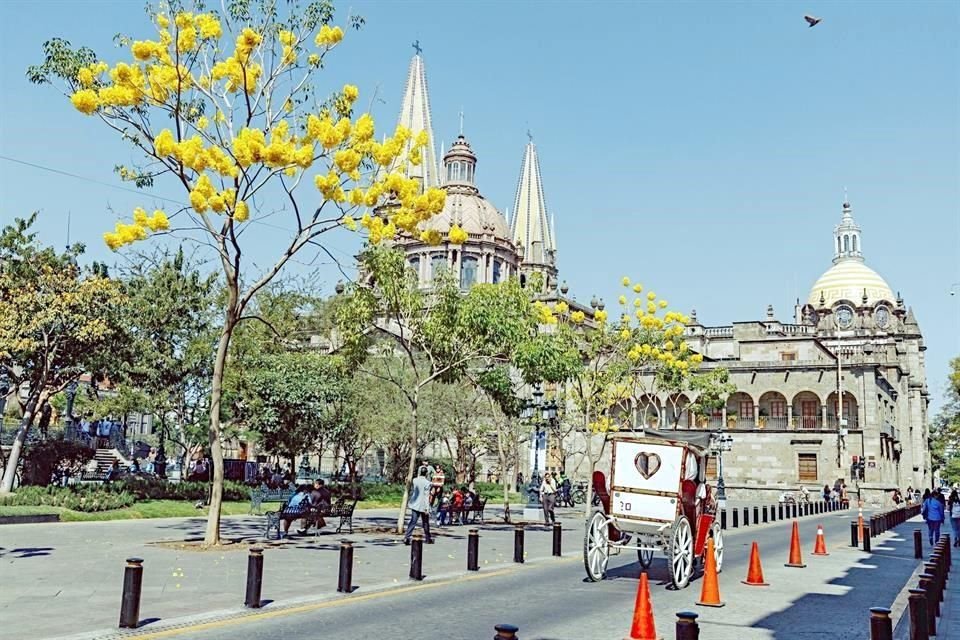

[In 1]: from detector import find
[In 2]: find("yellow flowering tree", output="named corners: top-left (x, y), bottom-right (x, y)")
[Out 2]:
top-left (514, 277), bottom-right (701, 514)
top-left (30, 1), bottom-right (450, 543)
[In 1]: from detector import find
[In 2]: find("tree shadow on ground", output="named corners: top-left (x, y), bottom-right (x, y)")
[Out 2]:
top-left (0, 546), bottom-right (55, 559)
top-left (747, 526), bottom-right (921, 639)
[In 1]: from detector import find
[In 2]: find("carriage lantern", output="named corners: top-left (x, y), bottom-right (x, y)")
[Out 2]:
top-left (709, 432), bottom-right (734, 508)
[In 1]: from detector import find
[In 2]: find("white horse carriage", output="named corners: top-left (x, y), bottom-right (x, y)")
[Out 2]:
top-left (584, 431), bottom-right (723, 588)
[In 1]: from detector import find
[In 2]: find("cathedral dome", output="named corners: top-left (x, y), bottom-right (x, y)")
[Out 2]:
top-left (808, 257), bottom-right (895, 307)
top-left (421, 190), bottom-right (511, 238)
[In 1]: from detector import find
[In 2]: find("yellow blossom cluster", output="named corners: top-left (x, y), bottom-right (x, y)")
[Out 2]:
top-left (448, 224), bottom-right (468, 244)
top-left (589, 416), bottom-right (619, 434)
top-left (315, 25), bottom-right (344, 47)
top-left (154, 129), bottom-right (239, 177)
top-left (103, 208), bottom-right (169, 250)
top-left (570, 310), bottom-right (586, 324)
top-left (533, 301), bottom-right (558, 325)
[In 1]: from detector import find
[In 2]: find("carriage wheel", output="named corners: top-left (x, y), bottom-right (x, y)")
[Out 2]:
top-left (668, 516), bottom-right (694, 589)
top-left (710, 521), bottom-right (724, 573)
top-left (638, 547), bottom-right (655, 569)
top-left (583, 510), bottom-right (610, 582)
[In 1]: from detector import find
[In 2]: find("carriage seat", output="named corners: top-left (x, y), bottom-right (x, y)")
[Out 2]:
top-left (680, 479), bottom-right (699, 525)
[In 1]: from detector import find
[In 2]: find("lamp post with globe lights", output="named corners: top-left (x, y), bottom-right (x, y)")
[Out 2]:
top-left (710, 431), bottom-right (734, 508)
top-left (521, 382), bottom-right (558, 513)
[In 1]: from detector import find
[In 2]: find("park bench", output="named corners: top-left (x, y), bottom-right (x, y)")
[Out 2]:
top-left (264, 497), bottom-right (358, 540)
top-left (249, 487), bottom-right (295, 515)
top-left (441, 496), bottom-right (487, 525)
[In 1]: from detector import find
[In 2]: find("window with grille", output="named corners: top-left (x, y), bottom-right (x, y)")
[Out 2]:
top-left (770, 400), bottom-right (786, 417)
top-left (798, 453), bottom-right (818, 482)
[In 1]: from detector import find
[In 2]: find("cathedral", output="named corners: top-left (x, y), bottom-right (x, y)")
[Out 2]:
top-left (377, 48), bottom-right (930, 505)
top-left (387, 49), bottom-right (559, 295)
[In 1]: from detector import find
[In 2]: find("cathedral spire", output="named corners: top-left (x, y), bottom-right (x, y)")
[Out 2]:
top-left (833, 199), bottom-right (863, 264)
top-left (395, 47), bottom-right (439, 189)
top-left (511, 137), bottom-right (557, 291)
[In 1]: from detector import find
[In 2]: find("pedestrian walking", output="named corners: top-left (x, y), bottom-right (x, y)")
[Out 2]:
top-left (948, 489), bottom-right (960, 547)
top-left (404, 466), bottom-right (434, 545)
top-left (540, 472), bottom-right (558, 524)
top-left (516, 472), bottom-right (524, 493)
top-left (921, 489), bottom-right (944, 545)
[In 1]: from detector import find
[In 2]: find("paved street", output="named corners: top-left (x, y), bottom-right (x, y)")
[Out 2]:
top-left (1, 506), bottom-right (933, 640)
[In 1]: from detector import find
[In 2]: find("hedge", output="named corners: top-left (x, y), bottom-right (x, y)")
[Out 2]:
top-left (0, 485), bottom-right (135, 512)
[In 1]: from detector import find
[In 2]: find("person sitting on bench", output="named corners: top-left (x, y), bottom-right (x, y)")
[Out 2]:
top-left (280, 485), bottom-right (311, 538)
top-left (299, 479), bottom-right (331, 534)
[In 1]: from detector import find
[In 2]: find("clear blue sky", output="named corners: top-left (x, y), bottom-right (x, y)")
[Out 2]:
top-left (0, 1), bottom-right (957, 409)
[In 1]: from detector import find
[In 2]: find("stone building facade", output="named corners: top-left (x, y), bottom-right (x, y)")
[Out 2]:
top-left (623, 202), bottom-right (931, 505)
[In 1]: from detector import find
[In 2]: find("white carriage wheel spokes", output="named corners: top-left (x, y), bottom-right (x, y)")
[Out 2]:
top-left (586, 513), bottom-right (609, 578)
top-left (672, 519), bottom-right (693, 583)
top-left (639, 547), bottom-right (654, 568)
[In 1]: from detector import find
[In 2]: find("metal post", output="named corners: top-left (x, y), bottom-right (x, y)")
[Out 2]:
top-left (914, 530), bottom-right (923, 559)
top-left (762, 505), bottom-right (768, 523)
top-left (863, 525), bottom-right (871, 553)
top-left (514, 525), bottom-right (525, 563)
top-left (337, 541), bottom-right (354, 592)
top-left (675, 611), bottom-right (700, 640)
top-left (468, 529), bottom-right (480, 571)
top-left (743, 507), bottom-right (750, 526)
top-left (732, 508), bottom-right (739, 528)
top-left (851, 521), bottom-right (860, 547)
top-left (928, 558), bottom-right (943, 605)
top-left (118, 557), bottom-right (144, 629)
top-left (869, 607), bottom-right (893, 640)
top-left (410, 534), bottom-right (424, 580)
top-left (918, 575), bottom-right (936, 635)
top-left (779, 504), bottom-right (784, 520)
top-left (721, 509), bottom-right (727, 530)
top-left (753, 506), bottom-right (760, 524)
top-left (244, 547), bottom-right (264, 608)
top-left (769, 504), bottom-right (775, 522)
top-left (552, 522), bottom-right (562, 557)
top-left (494, 623), bottom-right (519, 640)
top-left (908, 588), bottom-right (929, 640)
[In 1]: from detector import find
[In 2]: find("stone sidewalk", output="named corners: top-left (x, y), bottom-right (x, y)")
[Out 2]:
top-left (0, 506), bottom-right (569, 640)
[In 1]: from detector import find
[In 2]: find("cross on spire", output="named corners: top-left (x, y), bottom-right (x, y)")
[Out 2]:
top-left (526, 129), bottom-right (533, 142)
top-left (459, 108), bottom-right (464, 135)
top-left (412, 40), bottom-right (422, 55)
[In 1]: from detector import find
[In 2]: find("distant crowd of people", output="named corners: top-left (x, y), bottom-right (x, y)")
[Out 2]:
top-left (919, 487), bottom-right (960, 547)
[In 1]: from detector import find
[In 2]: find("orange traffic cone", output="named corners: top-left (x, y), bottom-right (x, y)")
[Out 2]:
top-left (812, 524), bottom-right (829, 556)
top-left (696, 537), bottom-right (725, 607)
top-left (626, 572), bottom-right (662, 640)
top-left (741, 541), bottom-right (769, 586)
top-left (785, 520), bottom-right (807, 568)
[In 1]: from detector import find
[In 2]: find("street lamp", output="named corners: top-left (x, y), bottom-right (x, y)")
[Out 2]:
top-left (710, 431), bottom-right (734, 508)
top-left (522, 382), bottom-right (558, 506)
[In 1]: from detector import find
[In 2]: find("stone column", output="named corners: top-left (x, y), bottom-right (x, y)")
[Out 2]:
top-left (787, 404), bottom-right (793, 430)
top-left (754, 404), bottom-right (760, 428)
top-left (821, 404), bottom-right (828, 429)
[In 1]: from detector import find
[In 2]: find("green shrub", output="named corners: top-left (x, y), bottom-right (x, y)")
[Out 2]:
top-left (103, 476), bottom-right (250, 501)
top-left (0, 485), bottom-right (135, 512)
top-left (22, 438), bottom-right (94, 486)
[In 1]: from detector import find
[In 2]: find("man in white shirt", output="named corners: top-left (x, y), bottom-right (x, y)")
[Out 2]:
top-left (404, 466), bottom-right (434, 544)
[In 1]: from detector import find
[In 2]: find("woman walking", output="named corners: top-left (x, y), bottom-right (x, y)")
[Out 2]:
top-left (921, 489), bottom-right (945, 545)
top-left (540, 472), bottom-right (558, 524)
top-left (948, 489), bottom-right (960, 547)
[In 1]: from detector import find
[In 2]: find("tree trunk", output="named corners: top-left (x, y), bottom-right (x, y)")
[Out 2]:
top-left (496, 421), bottom-right (510, 522)
top-left (395, 395), bottom-right (418, 533)
top-left (0, 393), bottom-right (40, 493)
top-left (203, 310), bottom-right (236, 546)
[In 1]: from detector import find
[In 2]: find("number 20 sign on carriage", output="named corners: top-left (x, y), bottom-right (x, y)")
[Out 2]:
top-left (584, 430), bottom-right (723, 589)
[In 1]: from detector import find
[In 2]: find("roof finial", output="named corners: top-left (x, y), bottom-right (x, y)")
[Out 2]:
top-left (458, 108), bottom-right (464, 135)
top-left (843, 186), bottom-right (850, 209)
top-left (526, 129), bottom-right (533, 143)
top-left (412, 40), bottom-right (422, 55)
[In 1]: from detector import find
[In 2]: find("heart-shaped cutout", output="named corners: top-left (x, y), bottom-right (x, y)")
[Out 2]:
top-left (634, 452), bottom-right (662, 479)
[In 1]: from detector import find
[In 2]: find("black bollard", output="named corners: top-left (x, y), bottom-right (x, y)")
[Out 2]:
top-left (779, 504), bottom-right (785, 520)
top-left (514, 525), bottom-right (525, 563)
top-left (927, 559), bottom-right (943, 605)
top-left (851, 521), bottom-right (860, 547)
top-left (869, 607), bottom-right (893, 640)
top-left (721, 509), bottom-right (727, 530)
top-left (754, 506), bottom-right (760, 524)
top-left (732, 508), bottom-right (739, 528)
top-left (918, 575), bottom-right (937, 635)
top-left (743, 507), bottom-right (750, 526)
top-left (552, 522), bottom-right (562, 557)
top-left (468, 529), bottom-right (480, 571)
top-left (862, 525), bottom-right (871, 553)
top-left (410, 533), bottom-right (424, 580)
top-left (244, 547), bottom-right (264, 608)
top-left (762, 505), bottom-right (768, 523)
top-left (908, 588), bottom-right (929, 640)
top-left (676, 611), bottom-right (700, 640)
top-left (337, 541), bottom-right (354, 592)
top-left (494, 623), bottom-right (519, 640)
top-left (118, 557), bottom-right (144, 629)
top-left (914, 530), bottom-right (923, 559)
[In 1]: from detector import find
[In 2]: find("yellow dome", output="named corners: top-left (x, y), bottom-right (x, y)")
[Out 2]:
top-left (808, 260), bottom-right (895, 307)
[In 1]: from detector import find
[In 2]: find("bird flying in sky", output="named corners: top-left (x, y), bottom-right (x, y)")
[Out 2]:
top-left (804, 15), bottom-right (822, 28)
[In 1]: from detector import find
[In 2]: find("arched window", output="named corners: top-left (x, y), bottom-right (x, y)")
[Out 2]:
top-left (492, 259), bottom-right (502, 284)
top-left (843, 235), bottom-right (849, 252)
top-left (837, 237), bottom-right (842, 254)
top-left (460, 255), bottom-right (478, 289)
top-left (408, 256), bottom-right (420, 281)
top-left (852, 235), bottom-right (858, 252)
top-left (430, 253), bottom-right (447, 281)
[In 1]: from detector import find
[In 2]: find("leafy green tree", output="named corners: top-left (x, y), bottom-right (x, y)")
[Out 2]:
top-left (337, 247), bottom-right (534, 531)
top-left (931, 356), bottom-right (960, 483)
top-left (0, 215), bottom-right (128, 492)
top-left (687, 368), bottom-right (736, 426)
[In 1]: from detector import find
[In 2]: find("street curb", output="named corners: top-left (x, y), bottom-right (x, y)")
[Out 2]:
top-left (48, 553), bottom-right (578, 639)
